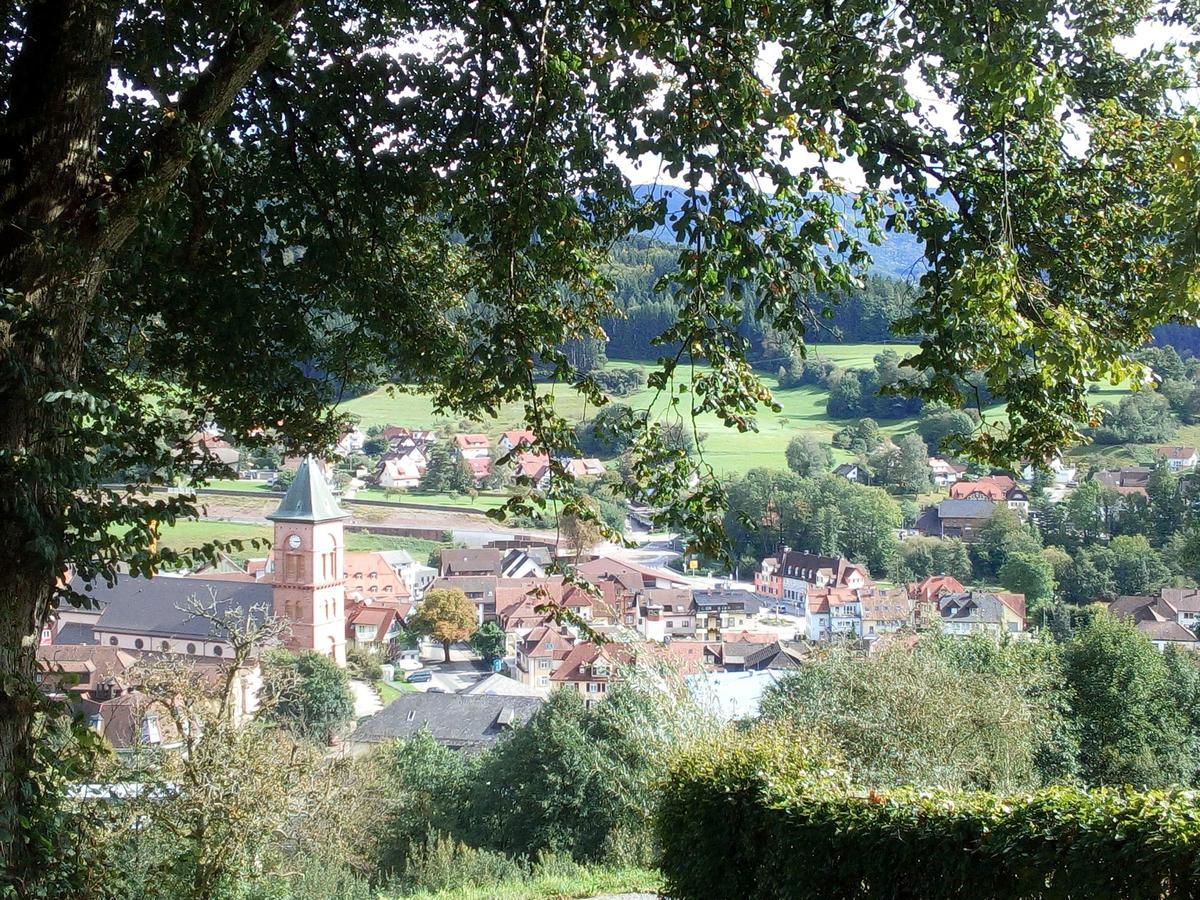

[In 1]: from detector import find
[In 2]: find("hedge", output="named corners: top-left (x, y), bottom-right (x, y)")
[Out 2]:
top-left (657, 728), bottom-right (1200, 900)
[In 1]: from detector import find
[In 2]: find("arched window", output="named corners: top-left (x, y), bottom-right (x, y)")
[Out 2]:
top-left (108, 636), bottom-right (118, 646)
top-left (134, 638), bottom-right (144, 650)
top-left (186, 643), bottom-right (196, 655)
top-left (212, 645), bottom-right (223, 657)
top-left (160, 641), bottom-right (170, 651)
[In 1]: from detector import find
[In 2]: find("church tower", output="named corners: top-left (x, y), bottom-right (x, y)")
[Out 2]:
top-left (267, 457), bottom-right (349, 666)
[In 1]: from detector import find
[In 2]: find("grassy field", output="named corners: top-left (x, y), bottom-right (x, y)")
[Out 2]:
top-left (354, 486), bottom-right (510, 510)
top-left (339, 342), bottom-right (1149, 476)
top-left (141, 519), bottom-right (450, 563)
top-left (374, 679), bottom-right (415, 705)
top-left (390, 865), bottom-right (663, 900)
top-left (340, 343), bottom-right (928, 475)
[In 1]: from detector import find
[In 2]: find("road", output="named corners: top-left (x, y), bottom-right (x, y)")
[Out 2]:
top-left (412, 643), bottom-right (491, 693)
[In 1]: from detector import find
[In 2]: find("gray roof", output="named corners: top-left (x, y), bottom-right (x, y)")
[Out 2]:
top-left (350, 692), bottom-right (543, 750)
top-left (936, 499), bottom-right (997, 519)
top-left (267, 456), bottom-right (348, 523)
top-left (87, 575), bottom-right (272, 640)
top-left (460, 673), bottom-right (547, 698)
top-left (693, 588), bottom-right (764, 613)
top-left (54, 621), bottom-right (97, 645)
top-left (440, 548), bottom-right (502, 576)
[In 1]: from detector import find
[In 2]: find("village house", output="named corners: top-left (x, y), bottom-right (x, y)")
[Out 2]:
top-left (833, 462), bottom-right (867, 483)
top-left (512, 451), bottom-right (551, 489)
top-left (514, 624), bottom-right (576, 691)
top-left (691, 587), bottom-right (764, 639)
top-left (440, 548), bottom-right (503, 577)
top-left (1156, 446), bottom-right (1200, 471)
top-left (1020, 456), bottom-right (1077, 485)
top-left (859, 588), bottom-right (917, 639)
top-left (348, 693), bottom-right (543, 753)
top-left (927, 498), bottom-right (997, 541)
top-left (550, 641), bottom-right (635, 708)
top-left (1109, 589), bottom-right (1200, 651)
top-left (1095, 466), bottom-right (1153, 498)
top-left (375, 455), bottom-right (422, 489)
top-left (453, 433), bottom-right (491, 460)
top-left (465, 456), bottom-right (492, 485)
top-left (498, 429), bottom-right (536, 453)
top-left (335, 426), bottom-right (365, 456)
top-left (906, 575), bottom-right (967, 625)
top-left (935, 591), bottom-right (1026, 636)
top-left (344, 602), bottom-right (403, 654)
top-left (949, 474), bottom-right (1028, 515)
top-left (927, 457), bottom-right (967, 487)
top-left (565, 457), bottom-right (607, 478)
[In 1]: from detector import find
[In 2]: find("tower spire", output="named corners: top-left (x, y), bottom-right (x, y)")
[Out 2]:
top-left (267, 456), bottom-right (348, 524)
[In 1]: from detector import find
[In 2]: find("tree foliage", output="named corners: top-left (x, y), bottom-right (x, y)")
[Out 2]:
top-left (409, 588), bottom-right (478, 662)
top-left (1, 0), bottom-right (1197, 872)
top-left (261, 649), bottom-right (356, 744)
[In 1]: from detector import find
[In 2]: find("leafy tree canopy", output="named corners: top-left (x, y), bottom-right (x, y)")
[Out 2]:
top-left (1, 0), bottom-right (1197, 872)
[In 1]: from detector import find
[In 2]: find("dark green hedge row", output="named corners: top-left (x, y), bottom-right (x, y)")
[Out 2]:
top-left (657, 729), bottom-right (1200, 900)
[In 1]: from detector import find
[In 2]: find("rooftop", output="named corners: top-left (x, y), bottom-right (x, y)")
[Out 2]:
top-left (267, 456), bottom-right (348, 523)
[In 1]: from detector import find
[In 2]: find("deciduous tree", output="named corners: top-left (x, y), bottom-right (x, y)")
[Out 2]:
top-left (409, 589), bottom-right (478, 663)
top-left (1, 0), bottom-right (1196, 872)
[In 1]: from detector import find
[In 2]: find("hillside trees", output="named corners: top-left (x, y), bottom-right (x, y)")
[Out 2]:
top-left (785, 434), bottom-right (832, 477)
top-left (1063, 613), bottom-right (1196, 787)
top-left (261, 649), bottom-right (356, 744)
top-left (1, 0), bottom-right (1196, 875)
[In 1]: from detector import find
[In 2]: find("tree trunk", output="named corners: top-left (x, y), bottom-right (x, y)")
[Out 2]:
top-left (443, 641), bottom-right (452, 663)
top-left (0, 0), bottom-right (116, 874)
top-left (0, 0), bottom-right (301, 875)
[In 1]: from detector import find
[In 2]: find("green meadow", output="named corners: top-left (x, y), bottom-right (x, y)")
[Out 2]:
top-left (141, 519), bottom-right (449, 563)
top-left (340, 343), bottom-right (927, 475)
top-left (340, 340), bottom-right (1157, 476)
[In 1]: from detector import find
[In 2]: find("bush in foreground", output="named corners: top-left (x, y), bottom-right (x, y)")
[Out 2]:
top-left (657, 727), bottom-right (1200, 900)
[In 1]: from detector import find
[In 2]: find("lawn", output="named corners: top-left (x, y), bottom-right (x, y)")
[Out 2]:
top-left (374, 679), bottom-right (415, 705)
top-left (339, 343), bottom-right (932, 476)
top-left (355, 486), bottom-right (509, 510)
top-left (141, 519), bottom-right (451, 562)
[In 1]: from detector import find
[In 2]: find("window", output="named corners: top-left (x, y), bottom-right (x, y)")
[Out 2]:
top-left (284, 552), bottom-right (302, 583)
top-left (134, 638), bottom-right (144, 650)
top-left (160, 641), bottom-right (170, 651)
top-left (186, 643), bottom-right (196, 654)
top-left (108, 636), bottom-right (118, 646)
top-left (212, 645), bottom-right (223, 657)
top-left (88, 714), bottom-right (103, 731)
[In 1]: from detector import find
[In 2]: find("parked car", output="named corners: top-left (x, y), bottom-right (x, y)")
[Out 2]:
top-left (406, 670), bottom-right (433, 683)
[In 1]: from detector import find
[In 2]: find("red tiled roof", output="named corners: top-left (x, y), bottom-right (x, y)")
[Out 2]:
top-left (344, 552), bottom-right (412, 601)
top-left (907, 575), bottom-right (966, 602)
top-left (454, 433), bottom-right (490, 449)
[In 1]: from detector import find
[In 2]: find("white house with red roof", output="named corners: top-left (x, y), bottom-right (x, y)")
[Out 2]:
top-left (453, 433), bottom-right (491, 460)
top-left (1157, 446), bottom-right (1199, 471)
top-left (499, 429), bottom-right (536, 453)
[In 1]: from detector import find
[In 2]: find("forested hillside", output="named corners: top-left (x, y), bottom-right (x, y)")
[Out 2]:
top-left (602, 236), bottom-right (920, 362)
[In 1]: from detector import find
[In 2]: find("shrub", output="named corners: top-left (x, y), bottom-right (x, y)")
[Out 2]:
top-left (658, 728), bottom-right (1200, 900)
top-left (345, 646), bottom-right (384, 682)
top-left (401, 831), bottom-right (524, 894)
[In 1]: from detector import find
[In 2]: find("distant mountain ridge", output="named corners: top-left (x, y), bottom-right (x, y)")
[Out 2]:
top-left (629, 183), bottom-right (926, 280)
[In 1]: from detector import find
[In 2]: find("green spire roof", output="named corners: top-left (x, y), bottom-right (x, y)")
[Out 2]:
top-left (267, 456), bottom-right (349, 523)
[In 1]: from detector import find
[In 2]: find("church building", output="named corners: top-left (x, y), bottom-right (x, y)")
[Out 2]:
top-left (65, 457), bottom-right (353, 664)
